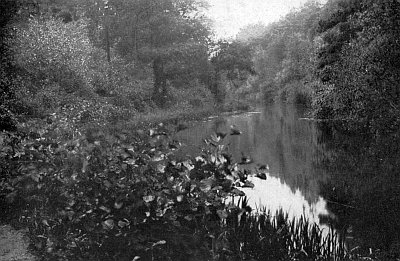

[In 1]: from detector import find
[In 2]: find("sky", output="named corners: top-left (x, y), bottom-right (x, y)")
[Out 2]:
top-left (206, 0), bottom-right (323, 39)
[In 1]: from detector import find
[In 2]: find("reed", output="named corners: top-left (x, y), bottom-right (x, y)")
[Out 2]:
top-left (218, 197), bottom-right (347, 260)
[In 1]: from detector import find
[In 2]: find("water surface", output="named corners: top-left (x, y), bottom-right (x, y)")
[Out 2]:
top-left (176, 104), bottom-right (331, 223)
top-left (176, 103), bottom-right (400, 255)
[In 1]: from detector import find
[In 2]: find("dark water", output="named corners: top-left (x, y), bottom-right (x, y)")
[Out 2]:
top-left (176, 103), bottom-right (400, 255)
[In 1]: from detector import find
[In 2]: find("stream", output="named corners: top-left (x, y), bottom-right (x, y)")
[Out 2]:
top-left (175, 103), bottom-right (400, 254)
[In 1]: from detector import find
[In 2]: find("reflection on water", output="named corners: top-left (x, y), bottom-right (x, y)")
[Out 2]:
top-left (317, 124), bottom-right (400, 256)
top-left (177, 103), bottom-right (400, 256)
top-left (242, 176), bottom-right (329, 227)
top-left (176, 103), bottom-right (332, 224)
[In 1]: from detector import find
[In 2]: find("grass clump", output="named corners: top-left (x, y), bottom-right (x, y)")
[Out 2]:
top-left (211, 198), bottom-right (346, 261)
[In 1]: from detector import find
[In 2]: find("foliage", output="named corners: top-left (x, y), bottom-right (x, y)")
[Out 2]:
top-left (11, 18), bottom-right (93, 92)
top-left (236, 23), bottom-right (268, 43)
top-left (0, 118), bottom-right (258, 260)
top-left (1, 109), bottom-right (357, 261)
top-left (8, 17), bottom-right (96, 117)
top-left (1, 1), bottom-right (400, 260)
top-left (0, 70), bottom-right (18, 131)
top-left (210, 40), bottom-right (255, 106)
top-left (220, 199), bottom-right (345, 261)
top-left (314, 0), bottom-right (400, 134)
top-left (102, 0), bottom-right (212, 106)
top-left (276, 80), bottom-right (314, 107)
top-left (0, 0), bottom-right (23, 131)
top-left (169, 80), bottom-right (215, 110)
top-left (7, 15), bottom-right (152, 122)
top-left (248, 1), bottom-right (323, 106)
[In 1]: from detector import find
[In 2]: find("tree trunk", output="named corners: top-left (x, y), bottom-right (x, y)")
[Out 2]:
top-left (153, 57), bottom-right (167, 107)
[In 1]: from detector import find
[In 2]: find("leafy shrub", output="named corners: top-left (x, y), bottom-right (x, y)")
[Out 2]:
top-left (0, 121), bottom-right (253, 260)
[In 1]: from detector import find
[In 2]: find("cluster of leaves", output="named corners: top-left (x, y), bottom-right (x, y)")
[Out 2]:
top-left (0, 120), bottom-right (257, 260)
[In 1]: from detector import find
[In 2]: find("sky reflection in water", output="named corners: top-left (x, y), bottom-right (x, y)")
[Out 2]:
top-left (242, 176), bottom-right (329, 225)
top-left (176, 104), bottom-right (333, 228)
top-left (177, 104), bottom-right (400, 254)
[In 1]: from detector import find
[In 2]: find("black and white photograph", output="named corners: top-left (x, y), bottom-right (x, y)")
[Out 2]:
top-left (1, 0), bottom-right (400, 260)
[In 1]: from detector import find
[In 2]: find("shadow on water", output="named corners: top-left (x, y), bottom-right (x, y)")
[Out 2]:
top-left (316, 122), bottom-right (400, 257)
top-left (176, 103), bottom-right (400, 257)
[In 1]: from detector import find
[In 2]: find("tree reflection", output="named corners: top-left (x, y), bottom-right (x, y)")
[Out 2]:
top-left (317, 124), bottom-right (400, 257)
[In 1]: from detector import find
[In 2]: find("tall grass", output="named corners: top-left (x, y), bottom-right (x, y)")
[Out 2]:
top-left (219, 197), bottom-right (347, 260)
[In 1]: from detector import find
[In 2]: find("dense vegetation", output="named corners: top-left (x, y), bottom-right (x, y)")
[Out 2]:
top-left (2, 0), bottom-right (399, 133)
top-left (1, 0), bottom-right (400, 260)
top-left (238, 0), bottom-right (400, 135)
